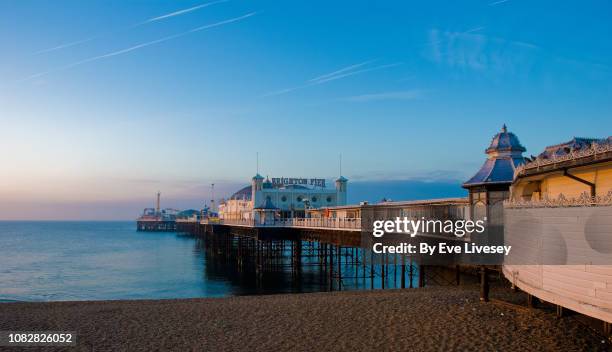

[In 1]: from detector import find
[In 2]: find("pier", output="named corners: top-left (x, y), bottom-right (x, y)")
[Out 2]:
top-left (138, 130), bottom-right (612, 335)
top-left (175, 212), bottom-right (478, 293)
top-left (177, 219), bottom-right (378, 292)
top-left (137, 219), bottom-right (177, 232)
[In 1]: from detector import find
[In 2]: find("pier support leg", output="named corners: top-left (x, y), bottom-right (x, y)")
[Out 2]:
top-left (409, 258), bottom-right (413, 288)
top-left (323, 244), bottom-right (328, 276)
top-left (337, 245), bottom-right (342, 291)
top-left (556, 305), bottom-right (564, 318)
top-left (527, 294), bottom-right (539, 308)
top-left (329, 245), bottom-right (334, 291)
top-left (400, 256), bottom-right (406, 289)
top-left (480, 266), bottom-right (489, 302)
top-left (370, 250), bottom-right (374, 290)
top-left (354, 248), bottom-right (358, 280)
top-left (604, 321), bottom-right (611, 336)
top-left (418, 265), bottom-right (425, 288)
top-left (381, 263), bottom-right (385, 289)
top-left (393, 255), bottom-right (397, 288)
top-left (362, 249), bottom-right (366, 287)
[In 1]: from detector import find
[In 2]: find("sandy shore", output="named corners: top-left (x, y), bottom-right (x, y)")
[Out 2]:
top-left (0, 285), bottom-right (609, 351)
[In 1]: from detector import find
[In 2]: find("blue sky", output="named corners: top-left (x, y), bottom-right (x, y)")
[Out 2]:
top-left (1, 0), bottom-right (611, 219)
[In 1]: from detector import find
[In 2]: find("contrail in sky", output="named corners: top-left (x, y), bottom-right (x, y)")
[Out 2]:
top-left (262, 61), bottom-right (402, 97)
top-left (489, 0), bottom-right (510, 6)
top-left (22, 12), bottom-right (257, 81)
top-left (464, 26), bottom-right (486, 34)
top-left (314, 62), bottom-right (402, 84)
top-left (140, 0), bottom-right (229, 24)
top-left (34, 37), bottom-right (97, 55)
top-left (34, 0), bottom-right (229, 55)
top-left (308, 60), bottom-right (377, 83)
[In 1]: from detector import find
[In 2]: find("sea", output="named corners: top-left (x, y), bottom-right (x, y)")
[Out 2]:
top-left (0, 221), bottom-right (408, 302)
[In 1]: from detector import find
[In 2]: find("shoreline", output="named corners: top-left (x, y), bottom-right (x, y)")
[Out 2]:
top-left (1, 285), bottom-right (609, 351)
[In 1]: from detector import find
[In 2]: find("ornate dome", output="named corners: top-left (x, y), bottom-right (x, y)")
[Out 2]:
top-left (485, 124), bottom-right (526, 154)
top-left (230, 185), bottom-right (252, 200)
top-left (463, 124), bottom-right (527, 188)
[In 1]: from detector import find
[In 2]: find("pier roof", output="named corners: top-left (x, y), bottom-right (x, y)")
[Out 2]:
top-left (514, 136), bottom-right (612, 178)
top-left (336, 176), bottom-right (348, 182)
top-left (485, 124), bottom-right (526, 154)
top-left (463, 125), bottom-right (527, 188)
top-left (310, 197), bottom-right (469, 211)
top-left (231, 186), bottom-right (252, 200)
top-left (254, 198), bottom-right (279, 210)
top-left (230, 184), bottom-right (312, 200)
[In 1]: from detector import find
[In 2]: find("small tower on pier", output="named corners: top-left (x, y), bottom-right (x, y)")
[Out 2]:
top-left (156, 191), bottom-right (161, 215)
top-left (335, 176), bottom-right (348, 206)
top-left (463, 124), bottom-right (527, 223)
top-left (251, 173), bottom-right (264, 207)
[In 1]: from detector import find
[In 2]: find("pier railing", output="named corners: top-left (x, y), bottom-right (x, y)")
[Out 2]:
top-left (288, 217), bottom-right (361, 229)
top-left (205, 217), bottom-right (361, 230)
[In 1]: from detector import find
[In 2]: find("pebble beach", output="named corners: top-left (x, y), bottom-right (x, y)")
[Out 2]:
top-left (1, 285), bottom-right (609, 351)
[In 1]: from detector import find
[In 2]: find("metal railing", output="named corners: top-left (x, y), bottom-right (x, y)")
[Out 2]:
top-left (287, 217), bottom-right (361, 229)
top-left (204, 217), bottom-right (361, 230)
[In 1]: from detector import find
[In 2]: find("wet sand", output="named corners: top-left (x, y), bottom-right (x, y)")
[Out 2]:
top-left (0, 285), bottom-right (609, 351)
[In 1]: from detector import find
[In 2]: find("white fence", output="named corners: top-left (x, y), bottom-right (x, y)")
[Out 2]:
top-left (203, 217), bottom-right (361, 230)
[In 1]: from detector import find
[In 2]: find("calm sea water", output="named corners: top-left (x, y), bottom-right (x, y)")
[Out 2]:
top-left (1, 221), bottom-right (401, 302)
top-left (0, 221), bottom-right (229, 301)
top-left (0, 221), bottom-right (416, 302)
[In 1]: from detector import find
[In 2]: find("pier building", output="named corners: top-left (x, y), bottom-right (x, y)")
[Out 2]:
top-left (136, 193), bottom-right (180, 231)
top-left (462, 124), bottom-right (527, 224)
top-left (503, 136), bottom-right (612, 326)
top-left (219, 174), bottom-right (348, 222)
top-left (163, 127), bottom-right (612, 333)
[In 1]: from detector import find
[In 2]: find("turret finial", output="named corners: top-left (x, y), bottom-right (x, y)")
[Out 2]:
top-left (501, 124), bottom-right (507, 133)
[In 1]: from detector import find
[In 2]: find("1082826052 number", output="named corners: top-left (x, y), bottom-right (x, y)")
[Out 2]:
top-left (0, 331), bottom-right (76, 346)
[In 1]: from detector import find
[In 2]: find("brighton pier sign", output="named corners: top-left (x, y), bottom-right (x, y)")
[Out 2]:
top-left (271, 177), bottom-right (326, 188)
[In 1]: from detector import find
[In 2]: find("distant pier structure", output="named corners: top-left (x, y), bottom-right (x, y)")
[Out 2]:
top-left (136, 192), bottom-right (179, 231)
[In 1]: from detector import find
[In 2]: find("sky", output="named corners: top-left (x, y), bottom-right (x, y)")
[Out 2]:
top-left (1, 0), bottom-right (611, 220)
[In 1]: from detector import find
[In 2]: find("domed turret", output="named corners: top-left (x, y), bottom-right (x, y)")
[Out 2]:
top-left (485, 124), bottom-right (526, 157)
top-left (464, 125), bottom-right (527, 188)
top-left (463, 124), bottom-right (528, 223)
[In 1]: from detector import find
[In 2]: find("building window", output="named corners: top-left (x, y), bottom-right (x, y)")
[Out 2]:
top-left (281, 196), bottom-right (287, 202)
top-left (326, 196), bottom-right (332, 203)
top-left (311, 196), bottom-right (317, 202)
top-left (297, 196), bottom-right (303, 202)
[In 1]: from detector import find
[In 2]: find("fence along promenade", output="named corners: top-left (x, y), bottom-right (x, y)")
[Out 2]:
top-left (202, 217), bottom-right (362, 231)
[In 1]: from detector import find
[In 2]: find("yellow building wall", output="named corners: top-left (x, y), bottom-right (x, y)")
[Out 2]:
top-left (596, 166), bottom-right (612, 195)
top-left (540, 164), bottom-right (612, 199)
